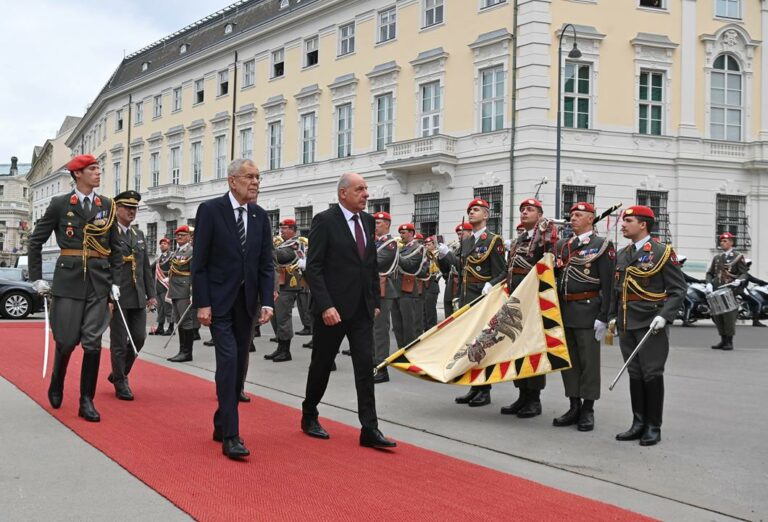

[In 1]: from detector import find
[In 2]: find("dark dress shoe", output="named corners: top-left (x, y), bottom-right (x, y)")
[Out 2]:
top-left (107, 373), bottom-right (115, 384)
top-left (48, 391), bottom-right (63, 409)
top-left (330, 361), bottom-right (337, 371)
top-left (167, 352), bottom-right (192, 362)
top-left (639, 425), bottom-right (661, 446)
top-left (577, 409), bottom-right (594, 431)
top-left (269, 337), bottom-right (278, 343)
top-left (468, 390), bottom-right (491, 407)
top-left (151, 326), bottom-right (165, 336)
top-left (203, 340), bottom-right (215, 347)
top-left (500, 394), bottom-right (527, 415)
top-left (517, 398), bottom-right (542, 418)
top-left (161, 328), bottom-right (174, 336)
top-left (115, 381), bottom-right (134, 401)
top-left (239, 391), bottom-right (251, 403)
top-left (222, 437), bottom-right (250, 459)
top-left (455, 389), bottom-right (479, 404)
top-left (264, 347), bottom-right (281, 360)
top-left (249, 342), bottom-right (256, 352)
top-left (296, 328), bottom-right (312, 336)
top-left (753, 320), bottom-right (766, 327)
top-left (192, 330), bottom-right (201, 341)
top-left (341, 349), bottom-right (351, 356)
top-left (360, 428), bottom-right (397, 449)
top-left (374, 369), bottom-right (390, 384)
top-left (301, 417), bottom-right (330, 439)
top-left (78, 397), bottom-right (101, 422)
top-left (302, 340), bottom-right (313, 348)
top-left (272, 351), bottom-right (292, 362)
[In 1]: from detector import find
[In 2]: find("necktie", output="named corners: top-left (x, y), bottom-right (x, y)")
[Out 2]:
top-left (236, 207), bottom-right (246, 252)
top-left (352, 214), bottom-right (365, 259)
top-left (83, 196), bottom-right (91, 213)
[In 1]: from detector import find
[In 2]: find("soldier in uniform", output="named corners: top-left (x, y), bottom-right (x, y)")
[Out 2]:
top-left (265, 218), bottom-right (307, 363)
top-left (149, 237), bottom-right (173, 335)
top-left (422, 237), bottom-right (441, 330)
top-left (500, 198), bottom-right (558, 418)
top-left (28, 154), bottom-right (123, 422)
top-left (108, 191), bottom-right (157, 400)
top-left (372, 211), bottom-right (399, 383)
top-left (437, 198), bottom-right (506, 407)
top-left (706, 232), bottom-right (749, 350)
top-left (391, 224), bottom-right (429, 349)
top-left (553, 202), bottom-right (615, 431)
top-left (439, 223), bottom-right (472, 318)
top-left (610, 205), bottom-right (686, 446)
top-left (167, 225), bottom-right (195, 362)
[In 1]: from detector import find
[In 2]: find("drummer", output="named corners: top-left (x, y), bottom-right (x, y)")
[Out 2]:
top-left (706, 232), bottom-right (749, 351)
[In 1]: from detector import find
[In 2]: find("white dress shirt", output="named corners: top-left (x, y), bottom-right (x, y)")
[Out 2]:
top-left (228, 191), bottom-right (248, 234)
top-left (74, 187), bottom-right (97, 208)
top-left (633, 235), bottom-right (652, 252)
top-left (339, 204), bottom-right (366, 247)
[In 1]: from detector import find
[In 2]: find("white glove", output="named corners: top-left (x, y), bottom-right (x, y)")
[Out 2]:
top-left (110, 284), bottom-right (121, 301)
top-left (705, 283), bottom-right (713, 294)
top-left (649, 315), bottom-right (667, 333)
top-left (482, 282), bottom-right (493, 295)
top-left (504, 239), bottom-right (513, 250)
top-left (32, 279), bottom-right (51, 295)
top-left (437, 243), bottom-right (450, 258)
top-left (728, 280), bottom-right (742, 288)
top-left (594, 320), bottom-right (607, 342)
top-left (297, 258), bottom-right (306, 270)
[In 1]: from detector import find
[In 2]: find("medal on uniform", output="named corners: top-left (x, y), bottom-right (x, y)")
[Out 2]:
top-left (289, 275), bottom-right (297, 287)
top-left (66, 226), bottom-right (74, 238)
top-left (66, 211), bottom-right (74, 217)
top-left (583, 268), bottom-right (590, 275)
top-left (69, 194), bottom-right (78, 205)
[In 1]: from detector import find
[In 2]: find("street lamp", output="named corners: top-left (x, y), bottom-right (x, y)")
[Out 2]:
top-left (555, 24), bottom-right (581, 219)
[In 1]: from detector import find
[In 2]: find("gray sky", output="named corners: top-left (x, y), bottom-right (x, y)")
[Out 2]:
top-left (0, 0), bottom-right (224, 164)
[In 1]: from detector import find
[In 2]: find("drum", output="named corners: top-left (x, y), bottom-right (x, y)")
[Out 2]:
top-left (707, 287), bottom-right (738, 316)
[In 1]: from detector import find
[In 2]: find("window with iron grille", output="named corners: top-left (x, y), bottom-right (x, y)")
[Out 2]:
top-left (146, 223), bottom-right (157, 256)
top-left (295, 206), bottom-right (313, 236)
top-left (414, 192), bottom-right (439, 237)
top-left (474, 185), bottom-right (503, 234)
top-left (636, 189), bottom-right (671, 243)
top-left (367, 198), bottom-right (390, 214)
top-left (266, 210), bottom-right (280, 236)
top-left (716, 194), bottom-right (751, 248)
top-left (562, 184), bottom-right (596, 220)
top-left (166, 220), bottom-right (177, 250)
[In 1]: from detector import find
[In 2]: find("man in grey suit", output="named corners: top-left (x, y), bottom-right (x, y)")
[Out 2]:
top-left (149, 237), bottom-right (173, 335)
top-left (28, 154), bottom-right (123, 422)
top-left (108, 191), bottom-right (157, 401)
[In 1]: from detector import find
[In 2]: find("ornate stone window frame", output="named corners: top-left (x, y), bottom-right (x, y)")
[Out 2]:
top-left (555, 24), bottom-right (605, 131)
top-left (367, 61), bottom-right (400, 151)
top-left (410, 47), bottom-right (448, 136)
top-left (631, 33), bottom-right (678, 136)
top-left (469, 29), bottom-right (513, 133)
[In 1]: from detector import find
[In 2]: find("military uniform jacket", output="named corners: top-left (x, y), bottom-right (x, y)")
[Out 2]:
top-left (438, 243), bottom-right (461, 303)
top-left (376, 233), bottom-right (399, 299)
top-left (115, 226), bottom-right (156, 309)
top-left (274, 237), bottom-right (306, 292)
top-left (609, 239), bottom-right (686, 331)
top-left (507, 228), bottom-right (551, 291)
top-left (168, 243), bottom-right (193, 300)
top-left (152, 250), bottom-right (172, 294)
top-left (555, 233), bottom-right (615, 328)
top-left (27, 190), bottom-right (123, 300)
top-left (443, 230), bottom-right (506, 303)
top-left (398, 240), bottom-right (429, 296)
top-left (423, 253), bottom-right (441, 295)
top-left (706, 250), bottom-right (749, 290)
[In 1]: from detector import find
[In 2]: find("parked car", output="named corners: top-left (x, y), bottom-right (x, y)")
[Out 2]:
top-left (0, 267), bottom-right (26, 282)
top-left (0, 275), bottom-right (44, 319)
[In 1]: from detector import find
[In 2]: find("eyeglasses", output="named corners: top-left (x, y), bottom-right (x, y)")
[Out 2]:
top-left (234, 174), bottom-right (260, 182)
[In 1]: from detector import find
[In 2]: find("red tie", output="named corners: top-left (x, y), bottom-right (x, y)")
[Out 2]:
top-left (352, 214), bottom-right (365, 259)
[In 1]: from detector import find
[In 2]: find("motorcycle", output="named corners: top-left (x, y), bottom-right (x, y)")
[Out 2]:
top-left (741, 283), bottom-right (768, 321)
top-left (678, 281), bottom-right (711, 325)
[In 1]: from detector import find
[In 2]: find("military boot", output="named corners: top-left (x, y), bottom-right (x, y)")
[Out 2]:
top-left (640, 377), bottom-right (663, 446)
top-left (272, 340), bottom-right (292, 362)
top-left (78, 351), bottom-right (101, 422)
top-left (616, 379), bottom-right (646, 441)
top-left (553, 397), bottom-right (581, 427)
top-left (48, 344), bottom-right (72, 409)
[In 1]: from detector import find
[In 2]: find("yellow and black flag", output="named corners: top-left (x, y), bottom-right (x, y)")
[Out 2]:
top-left (378, 253), bottom-right (571, 385)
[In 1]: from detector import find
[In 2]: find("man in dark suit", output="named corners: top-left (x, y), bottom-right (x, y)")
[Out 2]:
top-left (301, 172), bottom-right (396, 449)
top-left (108, 191), bottom-right (156, 401)
top-left (192, 159), bottom-right (275, 460)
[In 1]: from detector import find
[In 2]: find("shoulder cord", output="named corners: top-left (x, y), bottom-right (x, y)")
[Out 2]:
top-left (622, 244), bottom-right (672, 329)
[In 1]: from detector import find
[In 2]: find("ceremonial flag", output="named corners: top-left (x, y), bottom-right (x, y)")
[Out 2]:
top-left (379, 253), bottom-right (571, 385)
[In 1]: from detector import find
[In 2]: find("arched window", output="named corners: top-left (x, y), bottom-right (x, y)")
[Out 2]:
top-left (710, 54), bottom-right (742, 141)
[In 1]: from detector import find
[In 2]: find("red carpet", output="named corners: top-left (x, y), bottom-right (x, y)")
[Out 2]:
top-left (1, 322), bottom-right (650, 521)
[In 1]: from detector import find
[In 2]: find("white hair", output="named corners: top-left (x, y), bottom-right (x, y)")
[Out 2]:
top-left (336, 172), bottom-right (358, 195)
top-left (227, 158), bottom-right (256, 177)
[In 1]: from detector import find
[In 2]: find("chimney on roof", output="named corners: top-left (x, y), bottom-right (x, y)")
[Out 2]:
top-left (10, 156), bottom-right (18, 176)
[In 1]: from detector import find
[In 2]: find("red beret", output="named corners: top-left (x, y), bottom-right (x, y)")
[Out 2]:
top-left (624, 206), bottom-right (655, 220)
top-left (66, 154), bottom-right (98, 172)
top-left (159, 237), bottom-right (170, 245)
top-left (415, 233), bottom-right (424, 240)
top-left (425, 236), bottom-right (436, 242)
top-left (455, 222), bottom-right (472, 232)
top-left (719, 232), bottom-right (735, 240)
top-left (467, 198), bottom-right (490, 212)
top-left (373, 212), bottom-right (392, 222)
top-left (175, 225), bottom-right (190, 235)
top-left (520, 198), bottom-right (543, 211)
top-left (398, 223), bottom-right (415, 232)
top-left (279, 218), bottom-right (297, 226)
top-left (570, 201), bottom-right (595, 214)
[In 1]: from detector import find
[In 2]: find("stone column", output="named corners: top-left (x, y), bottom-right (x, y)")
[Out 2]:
top-left (678, 0), bottom-right (699, 137)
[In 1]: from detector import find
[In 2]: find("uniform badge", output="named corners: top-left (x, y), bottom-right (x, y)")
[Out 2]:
top-left (585, 262), bottom-right (592, 268)
top-left (642, 242), bottom-right (652, 252)
top-left (69, 194), bottom-right (78, 205)
top-left (94, 196), bottom-right (102, 207)
top-left (608, 248), bottom-right (616, 260)
top-left (66, 226), bottom-right (74, 238)
top-left (583, 268), bottom-right (591, 275)
top-left (94, 219), bottom-right (106, 227)
top-left (670, 250), bottom-right (679, 265)
top-left (480, 233), bottom-right (487, 241)
top-left (66, 211), bottom-right (75, 217)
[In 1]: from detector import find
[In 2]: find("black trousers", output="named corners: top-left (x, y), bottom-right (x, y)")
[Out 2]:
top-left (109, 306), bottom-right (147, 383)
top-left (211, 287), bottom-right (252, 439)
top-left (302, 300), bottom-right (378, 430)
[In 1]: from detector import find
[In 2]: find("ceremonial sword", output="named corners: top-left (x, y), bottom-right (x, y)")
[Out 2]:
top-left (42, 296), bottom-right (50, 378)
top-left (114, 299), bottom-right (139, 357)
top-left (608, 326), bottom-right (655, 391)
top-left (162, 301), bottom-right (194, 350)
